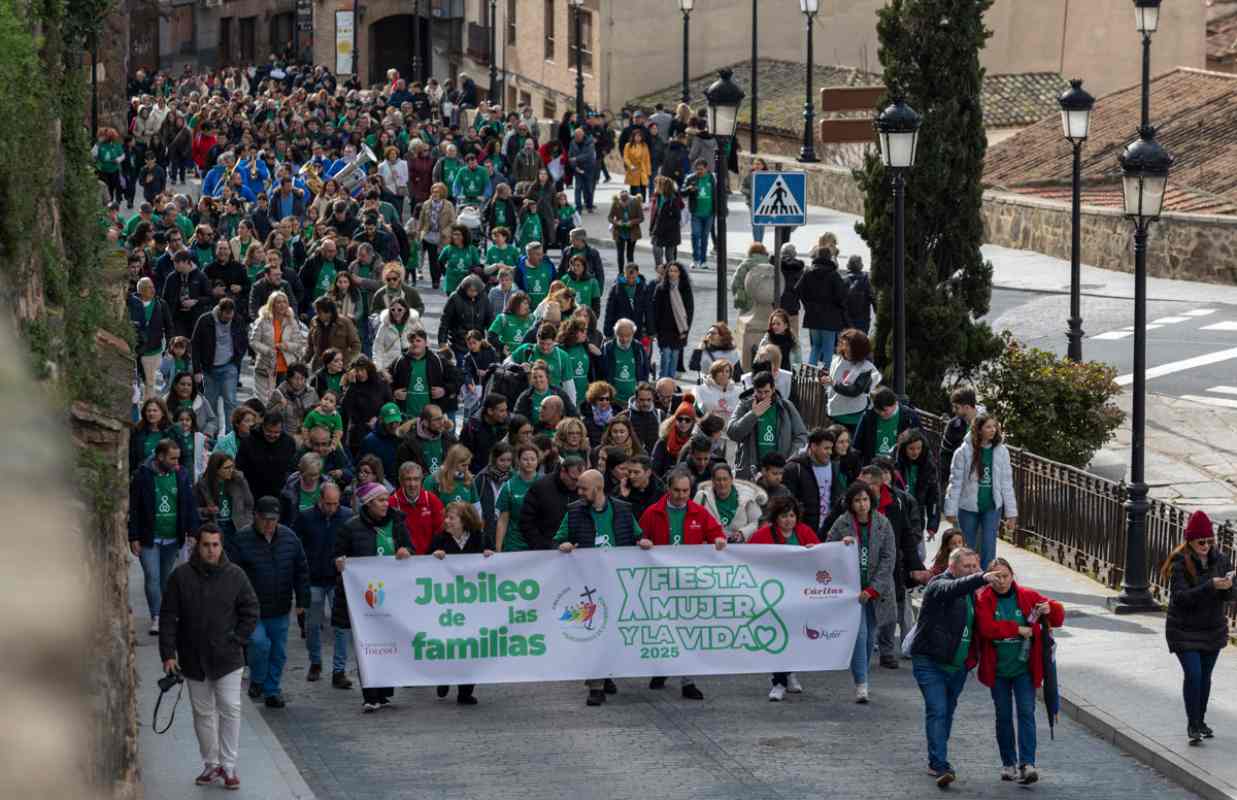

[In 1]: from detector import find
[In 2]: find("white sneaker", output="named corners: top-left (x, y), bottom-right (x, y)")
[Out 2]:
top-left (1001, 766), bottom-right (1018, 782)
top-left (768, 684), bottom-right (785, 702)
top-left (855, 683), bottom-right (869, 704)
top-left (362, 702), bottom-right (379, 713)
top-left (786, 673), bottom-right (803, 694)
top-left (1019, 765), bottom-right (1038, 785)
top-left (149, 616), bottom-right (159, 635)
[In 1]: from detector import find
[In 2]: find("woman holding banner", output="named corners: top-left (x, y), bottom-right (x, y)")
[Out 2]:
top-left (333, 482), bottom-right (413, 713)
top-left (430, 502), bottom-right (495, 705)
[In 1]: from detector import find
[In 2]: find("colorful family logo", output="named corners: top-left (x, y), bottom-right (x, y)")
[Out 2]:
top-left (365, 581), bottom-right (386, 609)
top-left (553, 585), bottom-right (608, 643)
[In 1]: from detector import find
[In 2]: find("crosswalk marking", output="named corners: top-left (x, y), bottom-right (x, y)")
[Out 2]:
top-left (1115, 346), bottom-right (1237, 387)
top-left (1181, 394), bottom-right (1237, 410)
top-left (1152, 316), bottom-right (1190, 324)
top-left (1092, 330), bottom-right (1133, 340)
top-left (1207, 386), bottom-right (1237, 396)
top-left (1202, 321), bottom-right (1237, 332)
top-left (1183, 309), bottom-right (1218, 317)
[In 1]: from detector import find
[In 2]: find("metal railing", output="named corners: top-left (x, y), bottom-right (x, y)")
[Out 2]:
top-left (792, 364), bottom-right (1236, 631)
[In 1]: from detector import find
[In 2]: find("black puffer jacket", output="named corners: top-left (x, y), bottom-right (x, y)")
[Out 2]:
top-left (223, 524), bottom-right (310, 619)
top-left (332, 506), bottom-right (412, 629)
top-left (1165, 550), bottom-right (1234, 653)
top-left (158, 551), bottom-right (259, 681)
top-left (795, 256), bottom-right (848, 331)
top-left (439, 277), bottom-right (494, 349)
top-left (910, 571), bottom-right (988, 665)
top-left (779, 257), bottom-right (806, 316)
top-left (518, 469), bottom-right (577, 550)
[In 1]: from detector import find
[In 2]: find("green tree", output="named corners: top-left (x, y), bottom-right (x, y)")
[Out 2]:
top-left (854, 0), bottom-right (1001, 411)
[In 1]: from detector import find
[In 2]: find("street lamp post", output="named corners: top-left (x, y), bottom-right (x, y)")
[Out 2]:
top-left (705, 69), bottom-right (745, 325)
top-left (798, 0), bottom-right (819, 163)
top-left (875, 97), bottom-right (922, 401)
top-left (489, 0), bottom-right (499, 104)
top-left (1114, 0), bottom-right (1170, 615)
top-left (680, 0), bottom-right (693, 105)
top-left (1059, 78), bottom-right (1095, 362)
top-left (750, 0), bottom-right (758, 154)
top-left (571, 0), bottom-right (585, 114)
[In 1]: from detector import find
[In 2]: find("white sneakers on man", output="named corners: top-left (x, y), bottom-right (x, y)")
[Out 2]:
top-left (786, 673), bottom-right (803, 693)
top-left (855, 683), bottom-right (869, 703)
top-left (768, 684), bottom-right (786, 702)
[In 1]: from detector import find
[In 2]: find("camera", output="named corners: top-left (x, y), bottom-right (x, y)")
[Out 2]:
top-left (158, 670), bottom-right (184, 693)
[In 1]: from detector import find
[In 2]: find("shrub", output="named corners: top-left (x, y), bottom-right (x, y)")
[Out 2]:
top-left (977, 332), bottom-right (1124, 467)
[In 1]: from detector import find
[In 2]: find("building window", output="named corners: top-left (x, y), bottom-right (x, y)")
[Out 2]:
top-left (543, 96), bottom-right (557, 119)
top-left (519, 90), bottom-right (532, 112)
top-left (543, 0), bottom-right (555, 61)
top-left (567, 8), bottom-right (593, 72)
top-left (507, 0), bottom-right (517, 46)
top-left (239, 16), bottom-right (256, 63)
top-left (218, 17), bottom-right (232, 65)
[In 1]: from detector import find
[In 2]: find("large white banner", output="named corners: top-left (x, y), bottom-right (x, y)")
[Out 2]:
top-left (334, 11), bottom-right (354, 75)
top-left (343, 544), bottom-right (862, 687)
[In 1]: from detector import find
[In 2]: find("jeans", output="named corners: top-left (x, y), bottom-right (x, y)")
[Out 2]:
top-left (203, 363), bottom-right (239, 435)
top-left (958, 507), bottom-right (1002, 569)
top-left (142, 541), bottom-right (181, 619)
top-left (658, 346), bottom-right (682, 379)
top-left (171, 157), bottom-right (195, 183)
top-left (807, 328), bottom-right (839, 366)
top-left (878, 595), bottom-right (911, 659)
top-left (690, 214), bottom-right (712, 264)
top-left (248, 615), bottom-right (292, 697)
top-left (991, 672), bottom-right (1037, 767)
top-left (139, 353), bottom-right (162, 400)
top-left (1176, 650), bottom-right (1220, 726)
top-left (652, 244), bottom-right (677, 266)
top-left (187, 667), bottom-right (243, 772)
top-left (849, 602), bottom-right (878, 685)
top-left (752, 224), bottom-right (766, 244)
top-left (912, 655), bottom-right (970, 774)
top-left (352, 632), bottom-right (395, 704)
top-left (614, 238), bottom-right (635, 268)
top-left (307, 586), bottom-right (349, 673)
top-left (574, 166), bottom-right (596, 210)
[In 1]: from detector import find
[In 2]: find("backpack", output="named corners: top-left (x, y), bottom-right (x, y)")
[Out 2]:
top-left (484, 365), bottom-right (528, 407)
top-left (845, 271), bottom-right (873, 323)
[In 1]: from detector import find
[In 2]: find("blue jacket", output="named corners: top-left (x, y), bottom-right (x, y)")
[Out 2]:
top-left (224, 523), bottom-right (311, 618)
top-left (515, 254), bottom-right (557, 292)
top-left (292, 505), bottom-right (355, 587)
top-left (128, 456), bottom-right (200, 547)
top-left (360, 427), bottom-right (401, 483)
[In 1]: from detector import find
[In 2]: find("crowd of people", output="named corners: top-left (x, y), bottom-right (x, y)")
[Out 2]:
top-left (116, 59), bottom-right (1230, 793)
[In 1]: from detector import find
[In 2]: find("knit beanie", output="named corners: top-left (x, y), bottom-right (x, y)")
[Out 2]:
top-left (1184, 510), bottom-right (1214, 541)
top-left (356, 482), bottom-right (390, 507)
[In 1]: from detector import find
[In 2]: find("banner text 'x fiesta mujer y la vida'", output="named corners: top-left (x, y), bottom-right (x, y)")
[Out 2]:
top-left (344, 544), bottom-right (862, 687)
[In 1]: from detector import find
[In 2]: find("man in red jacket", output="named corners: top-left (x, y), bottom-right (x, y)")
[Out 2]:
top-left (638, 468), bottom-right (726, 700)
top-left (389, 462), bottom-right (444, 555)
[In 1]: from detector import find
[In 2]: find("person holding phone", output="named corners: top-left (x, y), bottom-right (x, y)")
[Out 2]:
top-left (1161, 510), bottom-right (1234, 744)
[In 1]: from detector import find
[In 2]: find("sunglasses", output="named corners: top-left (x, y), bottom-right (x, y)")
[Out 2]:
top-left (676, 417), bottom-right (694, 424)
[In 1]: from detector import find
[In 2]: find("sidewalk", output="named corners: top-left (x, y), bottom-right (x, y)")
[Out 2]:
top-left (131, 558), bottom-right (315, 799)
top-left (988, 538), bottom-right (1237, 800)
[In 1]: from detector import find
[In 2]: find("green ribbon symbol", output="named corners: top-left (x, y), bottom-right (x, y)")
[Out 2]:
top-left (740, 580), bottom-right (788, 654)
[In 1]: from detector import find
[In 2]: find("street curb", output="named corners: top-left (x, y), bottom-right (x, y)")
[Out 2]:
top-left (244, 694), bottom-right (318, 799)
top-left (1056, 684), bottom-right (1237, 800)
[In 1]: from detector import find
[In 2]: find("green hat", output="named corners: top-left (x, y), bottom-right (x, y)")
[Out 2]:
top-left (380, 402), bottom-right (402, 424)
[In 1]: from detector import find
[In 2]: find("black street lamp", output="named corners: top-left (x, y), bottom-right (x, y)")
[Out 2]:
top-left (680, 0), bottom-right (693, 105)
top-left (571, 0), bottom-right (585, 114)
top-left (1059, 78), bottom-right (1095, 362)
top-left (489, 0), bottom-right (499, 104)
top-left (1135, 0), bottom-right (1161, 129)
top-left (750, 0), bottom-right (758, 154)
top-left (798, 0), bottom-right (819, 163)
top-left (705, 69), bottom-right (745, 325)
top-left (1115, 126), bottom-right (1172, 614)
top-left (875, 97), bottom-right (922, 401)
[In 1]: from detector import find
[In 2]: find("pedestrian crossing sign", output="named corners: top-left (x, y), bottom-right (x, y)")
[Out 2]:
top-left (752, 171), bottom-right (807, 227)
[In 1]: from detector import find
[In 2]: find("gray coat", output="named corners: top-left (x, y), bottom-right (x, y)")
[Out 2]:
top-left (724, 391), bottom-right (809, 478)
top-left (826, 511), bottom-right (898, 628)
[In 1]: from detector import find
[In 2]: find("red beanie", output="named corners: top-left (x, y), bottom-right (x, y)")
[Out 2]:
top-left (1184, 510), bottom-right (1214, 541)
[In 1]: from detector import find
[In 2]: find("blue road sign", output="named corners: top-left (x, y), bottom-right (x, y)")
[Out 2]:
top-left (751, 171), bottom-right (807, 227)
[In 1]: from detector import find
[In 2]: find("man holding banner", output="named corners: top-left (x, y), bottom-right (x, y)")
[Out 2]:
top-left (555, 470), bottom-right (650, 706)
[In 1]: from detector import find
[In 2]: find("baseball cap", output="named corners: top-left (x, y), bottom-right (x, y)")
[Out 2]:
top-left (380, 402), bottom-right (401, 424)
top-left (255, 496), bottom-right (281, 520)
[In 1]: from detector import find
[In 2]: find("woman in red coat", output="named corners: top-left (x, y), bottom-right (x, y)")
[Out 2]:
top-left (974, 557), bottom-right (1065, 786)
top-left (749, 495), bottom-right (821, 701)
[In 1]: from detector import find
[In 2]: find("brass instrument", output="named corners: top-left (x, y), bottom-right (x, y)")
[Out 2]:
top-left (298, 160), bottom-right (325, 195)
top-left (250, 151), bottom-right (260, 180)
top-left (334, 144), bottom-right (378, 194)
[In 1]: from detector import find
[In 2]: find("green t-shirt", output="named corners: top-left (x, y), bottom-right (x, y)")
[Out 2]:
top-left (302, 409), bottom-right (343, 436)
top-left (142, 430), bottom-right (165, 460)
top-left (520, 262), bottom-right (555, 309)
top-left (526, 389), bottom-right (549, 423)
top-left (375, 519), bottom-right (395, 556)
top-left (783, 529), bottom-right (801, 546)
top-left (440, 245), bottom-right (481, 295)
top-left (940, 595), bottom-right (974, 674)
top-left (496, 474), bottom-right (534, 551)
top-left (555, 501), bottom-right (640, 547)
top-left (455, 165), bottom-right (489, 201)
top-left (517, 215), bottom-right (544, 251)
top-left (667, 504), bottom-right (687, 545)
top-left (325, 371), bottom-right (344, 396)
top-left (994, 593), bottom-right (1028, 678)
top-left (977, 446), bottom-right (995, 512)
top-left (563, 274), bottom-right (601, 310)
top-left (486, 243), bottom-right (520, 268)
top-left (404, 357), bottom-right (431, 418)
top-left (692, 173), bottom-right (715, 218)
top-left (756, 405), bottom-right (780, 460)
top-left (96, 141), bottom-right (123, 173)
top-left (425, 474), bottom-right (479, 507)
top-left (557, 204), bottom-right (578, 222)
top-left (563, 343), bottom-right (591, 403)
top-left (715, 491), bottom-right (739, 530)
top-left (419, 437), bottom-right (446, 474)
top-left (875, 410), bottom-right (900, 457)
top-left (298, 485), bottom-right (321, 511)
top-left (611, 344), bottom-right (638, 404)
top-left (511, 343), bottom-right (571, 389)
top-left (905, 464), bottom-right (919, 498)
top-left (488, 313), bottom-right (534, 353)
top-left (313, 260), bottom-right (337, 299)
top-left (439, 158), bottom-right (464, 193)
top-left (491, 203), bottom-right (513, 229)
top-left (858, 523), bottom-right (870, 588)
top-left (217, 489), bottom-right (232, 522)
top-left (153, 470), bottom-right (179, 542)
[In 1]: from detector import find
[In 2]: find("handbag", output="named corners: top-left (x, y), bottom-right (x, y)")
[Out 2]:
top-left (688, 348), bottom-right (703, 372)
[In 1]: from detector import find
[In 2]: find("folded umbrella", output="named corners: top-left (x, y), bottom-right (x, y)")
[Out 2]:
top-left (1040, 619), bottom-right (1060, 739)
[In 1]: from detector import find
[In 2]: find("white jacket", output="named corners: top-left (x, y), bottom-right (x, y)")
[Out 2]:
top-left (694, 480), bottom-right (767, 541)
top-left (826, 356), bottom-right (881, 419)
top-left (694, 376), bottom-right (741, 420)
top-left (248, 313), bottom-right (308, 376)
top-left (944, 442), bottom-right (1017, 519)
top-left (372, 307), bottom-right (421, 373)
